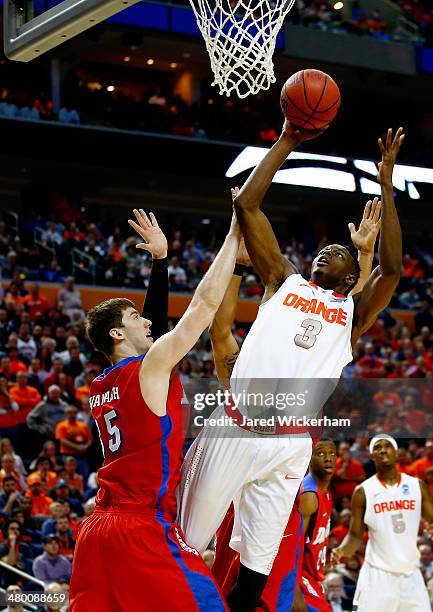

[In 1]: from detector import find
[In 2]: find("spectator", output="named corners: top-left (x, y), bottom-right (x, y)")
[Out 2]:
top-left (25, 474), bottom-right (53, 518)
top-left (27, 385), bottom-right (68, 438)
top-left (0, 584), bottom-right (25, 612)
top-left (396, 447), bottom-right (413, 474)
top-left (331, 509), bottom-right (352, 544)
top-left (9, 372), bottom-right (41, 418)
top-left (420, 543), bottom-right (433, 581)
top-left (16, 323), bottom-right (37, 361)
top-left (63, 456), bottom-right (84, 492)
top-left (203, 549), bottom-right (215, 569)
top-left (398, 287), bottom-right (421, 310)
top-left (55, 516), bottom-right (75, 559)
top-left (350, 433), bottom-right (370, 464)
top-left (324, 572), bottom-right (351, 611)
top-left (32, 535), bottom-right (72, 584)
top-left (0, 454), bottom-right (24, 490)
top-left (410, 440), bottom-right (433, 480)
top-left (0, 439), bottom-right (25, 479)
top-left (333, 442), bottom-right (365, 503)
top-left (35, 582), bottom-right (69, 612)
top-left (55, 405), bottom-right (92, 469)
top-left (22, 284), bottom-right (49, 322)
top-left (56, 277), bottom-right (85, 320)
top-left (0, 520), bottom-right (29, 587)
top-left (27, 359), bottom-right (45, 394)
top-left (28, 456), bottom-right (57, 492)
top-left (47, 480), bottom-right (83, 516)
top-left (0, 475), bottom-right (21, 514)
top-left (74, 369), bottom-right (95, 404)
top-left (41, 502), bottom-right (70, 538)
top-left (44, 358), bottom-right (73, 393)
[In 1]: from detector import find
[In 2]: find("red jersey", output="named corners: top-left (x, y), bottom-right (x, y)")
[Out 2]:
top-left (301, 473), bottom-right (332, 583)
top-left (90, 355), bottom-right (184, 522)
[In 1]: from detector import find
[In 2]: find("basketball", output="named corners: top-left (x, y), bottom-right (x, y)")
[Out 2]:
top-left (280, 69), bottom-right (341, 131)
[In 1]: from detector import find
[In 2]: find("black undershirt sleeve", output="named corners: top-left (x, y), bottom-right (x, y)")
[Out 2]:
top-left (141, 257), bottom-right (168, 340)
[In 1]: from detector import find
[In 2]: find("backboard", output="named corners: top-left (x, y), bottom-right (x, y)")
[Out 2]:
top-left (4, 0), bottom-right (141, 61)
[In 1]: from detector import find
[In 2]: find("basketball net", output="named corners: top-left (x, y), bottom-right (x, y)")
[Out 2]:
top-left (189, 0), bottom-right (295, 98)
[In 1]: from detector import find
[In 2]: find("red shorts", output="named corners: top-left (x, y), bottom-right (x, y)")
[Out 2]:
top-left (300, 573), bottom-right (331, 612)
top-left (212, 503), bottom-right (304, 611)
top-left (69, 509), bottom-right (227, 612)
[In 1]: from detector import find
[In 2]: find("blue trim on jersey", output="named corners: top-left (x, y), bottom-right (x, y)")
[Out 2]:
top-left (95, 354), bottom-right (145, 381)
top-left (302, 473), bottom-right (319, 494)
top-left (276, 506), bottom-right (304, 611)
top-left (155, 416), bottom-right (225, 611)
top-left (306, 605), bottom-right (320, 612)
top-left (156, 415), bottom-right (173, 508)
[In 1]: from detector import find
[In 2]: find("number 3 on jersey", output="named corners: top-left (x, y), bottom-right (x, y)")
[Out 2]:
top-left (294, 318), bottom-right (322, 349)
top-left (103, 409), bottom-right (122, 454)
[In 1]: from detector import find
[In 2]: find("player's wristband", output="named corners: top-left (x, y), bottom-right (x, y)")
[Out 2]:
top-left (152, 256), bottom-right (168, 266)
top-left (234, 263), bottom-right (247, 277)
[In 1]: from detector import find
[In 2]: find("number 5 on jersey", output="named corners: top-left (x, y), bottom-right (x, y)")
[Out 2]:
top-left (295, 318), bottom-right (323, 349)
top-left (103, 409), bottom-right (122, 454)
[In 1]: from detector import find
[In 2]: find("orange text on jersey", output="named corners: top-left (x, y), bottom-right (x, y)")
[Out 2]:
top-left (374, 499), bottom-right (416, 513)
top-left (283, 294), bottom-right (347, 326)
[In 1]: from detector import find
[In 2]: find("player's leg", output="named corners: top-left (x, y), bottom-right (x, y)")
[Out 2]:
top-left (69, 514), bottom-right (116, 612)
top-left (96, 511), bottom-right (226, 611)
top-left (397, 569), bottom-right (430, 612)
top-left (257, 502), bottom-right (304, 611)
top-left (353, 564), bottom-right (399, 612)
top-left (178, 414), bottom-right (259, 553)
top-left (300, 575), bottom-right (331, 612)
top-left (236, 436), bottom-right (312, 575)
top-left (212, 503), bottom-right (241, 597)
top-left (227, 436), bottom-right (312, 611)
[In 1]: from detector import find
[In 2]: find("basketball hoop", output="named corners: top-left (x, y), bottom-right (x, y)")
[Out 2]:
top-left (189, 0), bottom-right (295, 98)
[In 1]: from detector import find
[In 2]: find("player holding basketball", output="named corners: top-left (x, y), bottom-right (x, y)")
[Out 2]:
top-left (69, 210), bottom-right (241, 611)
top-left (209, 205), bottom-right (376, 611)
top-left (179, 125), bottom-right (404, 610)
top-left (332, 434), bottom-right (433, 611)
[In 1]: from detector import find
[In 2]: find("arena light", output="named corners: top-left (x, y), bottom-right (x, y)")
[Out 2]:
top-left (334, 2), bottom-right (344, 9)
top-left (226, 146), bottom-right (433, 199)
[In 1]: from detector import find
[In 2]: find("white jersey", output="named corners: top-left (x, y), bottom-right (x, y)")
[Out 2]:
top-left (362, 472), bottom-right (422, 574)
top-left (232, 274), bottom-right (353, 380)
top-left (230, 274), bottom-right (354, 418)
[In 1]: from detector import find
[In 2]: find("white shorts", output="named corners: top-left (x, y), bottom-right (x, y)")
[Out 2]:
top-left (178, 404), bottom-right (312, 575)
top-left (353, 562), bottom-right (430, 612)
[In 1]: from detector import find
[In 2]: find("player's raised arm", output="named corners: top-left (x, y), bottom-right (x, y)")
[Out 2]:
top-left (348, 197), bottom-right (381, 296)
top-left (128, 209), bottom-right (169, 340)
top-left (233, 121), bottom-right (323, 295)
top-left (209, 206), bottom-right (248, 389)
top-left (141, 214), bottom-right (240, 380)
top-left (351, 128), bottom-right (404, 344)
top-left (331, 485), bottom-right (366, 565)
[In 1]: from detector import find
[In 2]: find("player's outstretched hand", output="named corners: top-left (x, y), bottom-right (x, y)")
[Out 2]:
top-left (348, 197), bottom-right (381, 254)
top-left (330, 546), bottom-right (344, 568)
top-left (282, 120), bottom-right (328, 145)
top-left (128, 209), bottom-right (168, 259)
top-left (377, 127), bottom-right (405, 184)
top-left (231, 187), bottom-right (251, 266)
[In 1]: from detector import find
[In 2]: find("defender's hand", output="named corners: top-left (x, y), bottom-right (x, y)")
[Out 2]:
top-left (348, 197), bottom-right (381, 254)
top-left (377, 127), bottom-right (405, 184)
top-left (128, 209), bottom-right (168, 259)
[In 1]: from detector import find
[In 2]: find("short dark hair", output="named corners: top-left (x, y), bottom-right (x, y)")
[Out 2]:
top-left (86, 298), bottom-right (135, 357)
top-left (2, 475), bottom-right (17, 486)
top-left (342, 244), bottom-right (361, 293)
